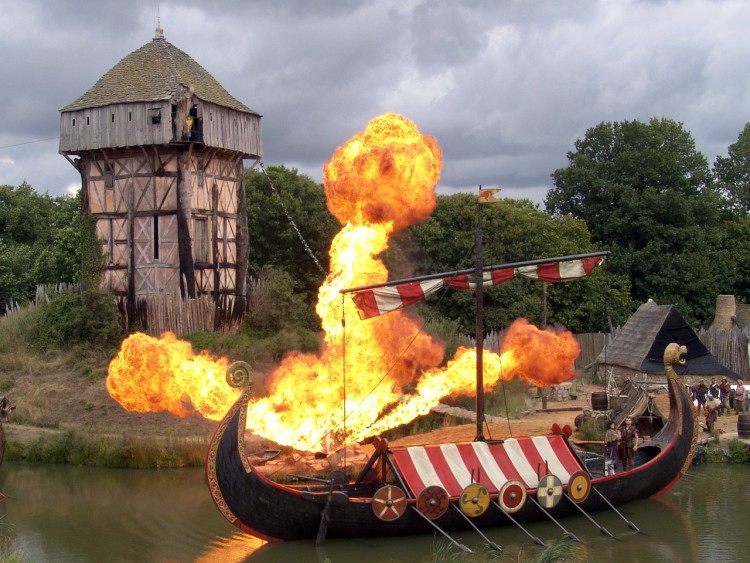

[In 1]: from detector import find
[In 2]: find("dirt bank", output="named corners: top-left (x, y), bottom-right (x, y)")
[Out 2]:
top-left (1, 366), bottom-right (742, 456)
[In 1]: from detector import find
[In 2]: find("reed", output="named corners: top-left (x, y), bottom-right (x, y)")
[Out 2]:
top-left (9, 431), bottom-right (209, 469)
top-left (0, 517), bottom-right (24, 563)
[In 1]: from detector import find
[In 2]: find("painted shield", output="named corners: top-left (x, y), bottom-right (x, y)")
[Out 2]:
top-left (498, 479), bottom-right (527, 513)
top-left (416, 485), bottom-right (450, 520)
top-left (536, 474), bottom-right (563, 509)
top-left (459, 483), bottom-right (491, 517)
top-left (372, 485), bottom-right (407, 521)
top-left (567, 470), bottom-right (591, 503)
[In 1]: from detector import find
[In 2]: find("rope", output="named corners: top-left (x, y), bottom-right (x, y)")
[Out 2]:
top-left (258, 161), bottom-right (328, 277)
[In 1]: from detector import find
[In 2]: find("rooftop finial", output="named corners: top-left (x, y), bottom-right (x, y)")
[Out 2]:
top-left (154, 5), bottom-right (164, 39)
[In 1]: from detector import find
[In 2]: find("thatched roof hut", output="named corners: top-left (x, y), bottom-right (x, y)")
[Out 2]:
top-left (595, 299), bottom-right (738, 386)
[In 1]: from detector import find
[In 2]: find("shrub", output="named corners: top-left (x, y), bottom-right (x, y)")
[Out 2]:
top-left (26, 288), bottom-right (122, 352)
top-left (244, 266), bottom-right (318, 334)
top-left (727, 439), bottom-right (750, 464)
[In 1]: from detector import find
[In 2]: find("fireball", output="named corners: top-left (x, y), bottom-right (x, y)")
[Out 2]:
top-left (106, 113), bottom-right (580, 452)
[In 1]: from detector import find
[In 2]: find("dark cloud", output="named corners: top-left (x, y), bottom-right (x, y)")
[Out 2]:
top-left (2, 0), bottom-right (750, 202)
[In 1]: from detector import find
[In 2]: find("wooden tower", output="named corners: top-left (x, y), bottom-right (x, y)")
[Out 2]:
top-left (59, 27), bottom-right (261, 328)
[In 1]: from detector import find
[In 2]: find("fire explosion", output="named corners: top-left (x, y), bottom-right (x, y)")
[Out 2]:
top-left (106, 113), bottom-right (580, 452)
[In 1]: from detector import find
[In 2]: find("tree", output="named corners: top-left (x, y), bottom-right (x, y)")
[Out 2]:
top-left (545, 118), bottom-right (731, 324)
top-left (0, 184), bottom-right (82, 308)
top-left (244, 166), bottom-right (339, 307)
top-left (715, 122), bottom-right (750, 214)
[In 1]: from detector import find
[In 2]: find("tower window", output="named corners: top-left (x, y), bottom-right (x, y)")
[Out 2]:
top-left (153, 216), bottom-right (160, 260)
top-left (111, 113), bottom-right (114, 123)
top-left (193, 217), bottom-right (209, 263)
top-left (104, 169), bottom-right (113, 189)
top-left (86, 116), bottom-right (90, 125)
top-left (148, 108), bottom-right (161, 125)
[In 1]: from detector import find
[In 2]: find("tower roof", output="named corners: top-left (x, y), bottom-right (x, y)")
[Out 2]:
top-left (60, 29), bottom-right (258, 115)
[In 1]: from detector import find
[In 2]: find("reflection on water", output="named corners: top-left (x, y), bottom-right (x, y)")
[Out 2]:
top-left (0, 462), bottom-right (746, 562)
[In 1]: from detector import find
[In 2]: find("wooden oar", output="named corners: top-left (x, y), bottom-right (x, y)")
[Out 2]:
top-left (410, 506), bottom-right (472, 553)
top-left (563, 494), bottom-right (614, 538)
top-left (450, 505), bottom-right (502, 552)
top-left (591, 487), bottom-right (642, 532)
top-left (528, 496), bottom-right (580, 542)
top-left (491, 500), bottom-right (546, 547)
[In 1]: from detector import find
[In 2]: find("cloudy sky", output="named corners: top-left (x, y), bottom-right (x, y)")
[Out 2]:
top-left (2, 0), bottom-right (750, 205)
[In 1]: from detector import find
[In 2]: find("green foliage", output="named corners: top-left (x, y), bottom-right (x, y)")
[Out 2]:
top-left (0, 376), bottom-right (14, 393)
top-left (79, 213), bottom-right (105, 291)
top-left (26, 288), bottom-right (122, 352)
top-left (406, 194), bottom-right (628, 333)
top-left (485, 378), bottom-right (534, 419)
top-left (727, 439), bottom-right (750, 464)
top-left (261, 327), bottom-right (320, 362)
top-left (546, 118), bottom-right (732, 324)
top-left (187, 322), bottom-right (320, 369)
top-left (721, 217), bottom-right (750, 299)
top-left (444, 379), bottom-right (533, 420)
top-left (576, 415), bottom-right (605, 447)
top-left (18, 430), bottom-right (207, 468)
top-left (245, 166), bottom-right (339, 306)
top-left (715, 122), bottom-right (750, 214)
top-left (245, 265), bottom-right (320, 333)
top-left (429, 536), bottom-right (502, 562)
top-left (532, 535), bottom-right (587, 562)
top-left (0, 184), bottom-right (82, 309)
top-left (421, 314), bottom-right (465, 363)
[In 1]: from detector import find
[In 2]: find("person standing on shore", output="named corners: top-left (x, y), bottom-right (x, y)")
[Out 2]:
top-left (719, 378), bottom-right (730, 416)
top-left (705, 395), bottom-right (720, 433)
top-left (693, 380), bottom-right (708, 414)
top-left (735, 380), bottom-right (747, 414)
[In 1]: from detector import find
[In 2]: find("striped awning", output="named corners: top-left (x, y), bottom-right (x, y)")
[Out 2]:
top-left (389, 436), bottom-right (584, 498)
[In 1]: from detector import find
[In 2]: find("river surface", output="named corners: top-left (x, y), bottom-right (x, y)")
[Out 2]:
top-left (0, 462), bottom-right (746, 562)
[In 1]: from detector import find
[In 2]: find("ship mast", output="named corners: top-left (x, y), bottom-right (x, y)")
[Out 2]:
top-left (474, 221), bottom-right (486, 441)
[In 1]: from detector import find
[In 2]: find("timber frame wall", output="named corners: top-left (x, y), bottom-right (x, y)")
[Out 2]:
top-left (71, 143), bottom-right (250, 330)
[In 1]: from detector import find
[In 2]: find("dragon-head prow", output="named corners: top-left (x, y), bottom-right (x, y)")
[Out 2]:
top-left (664, 343), bottom-right (687, 380)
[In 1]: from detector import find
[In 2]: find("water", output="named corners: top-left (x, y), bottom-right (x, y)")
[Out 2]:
top-left (0, 462), bottom-right (746, 562)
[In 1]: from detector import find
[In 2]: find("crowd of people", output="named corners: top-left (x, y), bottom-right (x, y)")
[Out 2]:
top-left (603, 377), bottom-right (749, 474)
top-left (691, 377), bottom-right (747, 433)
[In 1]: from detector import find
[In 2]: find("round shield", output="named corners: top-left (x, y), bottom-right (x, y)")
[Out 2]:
top-left (372, 485), bottom-right (407, 522)
top-left (416, 485), bottom-right (449, 520)
top-left (536, 474), bottom-right (563, 509)
top-left (498, 479), bottom-right (527, 514)
top-left (567, 470), bottom-right (591, 503)
top-left (459, 483), bottom-right (491, 517)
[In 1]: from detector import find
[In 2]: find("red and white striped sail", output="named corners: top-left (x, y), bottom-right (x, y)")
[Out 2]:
top-left (348, 254), bottom-right (606, 319)
top-left (389, 435), bottom-right (583, 496)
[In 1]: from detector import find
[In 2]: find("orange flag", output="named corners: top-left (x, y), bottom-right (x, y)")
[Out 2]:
top-left (478, 188), bottom-right (501, 203)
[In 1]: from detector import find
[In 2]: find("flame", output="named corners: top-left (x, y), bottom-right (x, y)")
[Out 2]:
top-left (106, 332), bottom-right (236, 419)
top-left (105, 113), bottom-right (581, 452)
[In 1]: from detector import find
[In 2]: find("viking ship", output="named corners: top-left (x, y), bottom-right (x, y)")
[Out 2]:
top-left (205, 252), bottom-right (697, 545)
